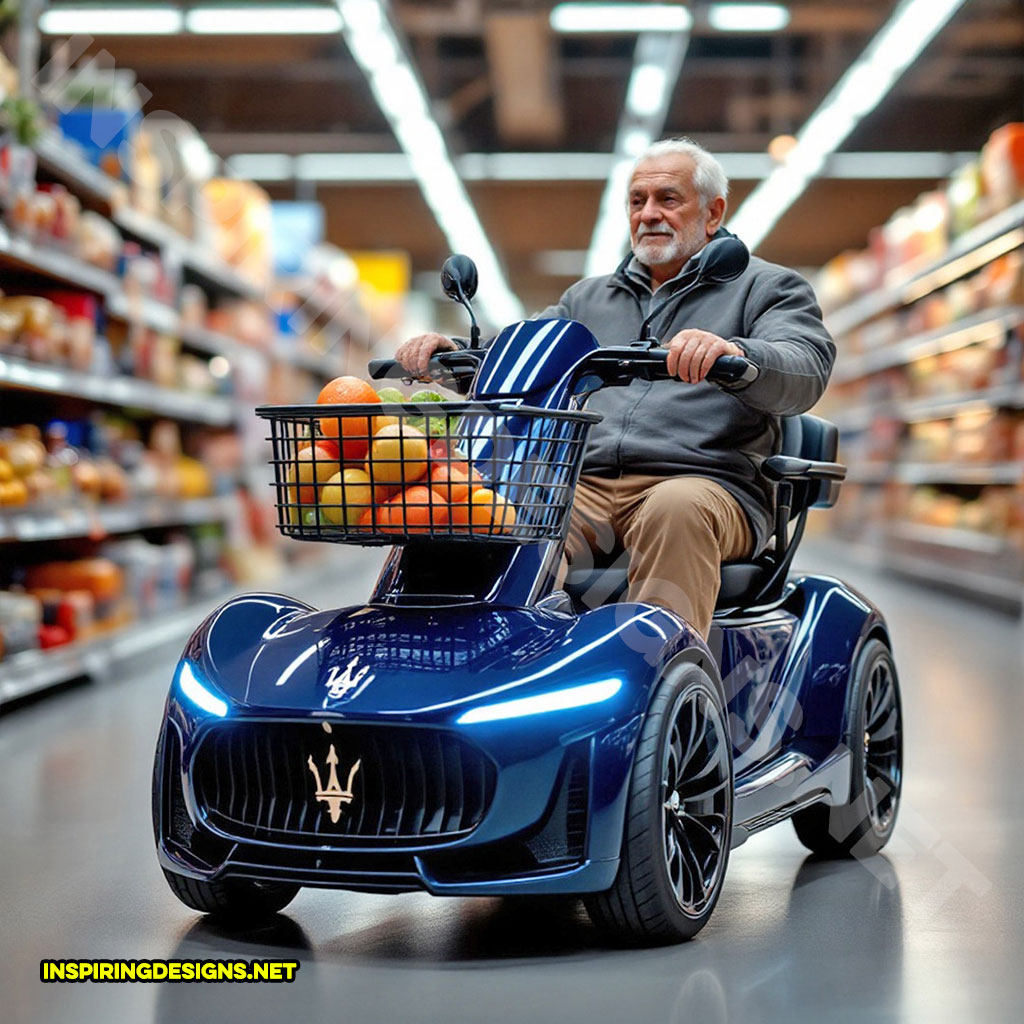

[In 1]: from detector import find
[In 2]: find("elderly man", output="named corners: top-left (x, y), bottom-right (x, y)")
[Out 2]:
top-left (396, 138), bottom-right (835, 637)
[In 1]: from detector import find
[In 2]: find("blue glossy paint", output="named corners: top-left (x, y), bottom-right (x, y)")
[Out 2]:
top-left (154, 312), bottom-right (893, 899)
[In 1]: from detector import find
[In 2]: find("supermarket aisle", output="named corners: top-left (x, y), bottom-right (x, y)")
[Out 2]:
top-left (2, 542), bottom-right (1023, 1024)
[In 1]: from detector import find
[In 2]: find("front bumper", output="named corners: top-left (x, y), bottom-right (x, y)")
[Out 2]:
top-left (154, 711), bottom-right (634, 896)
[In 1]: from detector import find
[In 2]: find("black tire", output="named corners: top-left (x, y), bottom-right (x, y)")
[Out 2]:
top-left (792, 637), bottom-right (903, 857)
top-left (585, 662), bottom-right (733, 946)
top-left (162, 869), bottom-right (300, 925)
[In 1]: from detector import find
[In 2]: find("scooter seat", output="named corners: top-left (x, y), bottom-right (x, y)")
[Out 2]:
top-left (564, 561), bottom-right (768, 614)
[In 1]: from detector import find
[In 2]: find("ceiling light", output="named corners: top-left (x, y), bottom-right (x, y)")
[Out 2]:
top-left (626, 64), bottom-right (669, 117)
top-left (336, 0), bottom-right (523, 327)
top-left (551, 3), bottom-right (693, 33)
top-left (186, 6), bottom-right (343, 34)
top-left (39, 5), bottom-right (184, 35)
top-left (586, 29), bottom-right (690, 277)
top-left (707, 3), bottom-right (791, 33)
top-left (729, 0), bottom-right (969, 250)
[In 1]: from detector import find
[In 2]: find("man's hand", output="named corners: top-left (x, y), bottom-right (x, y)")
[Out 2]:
top-left (394, 333), bottom-right (459, 378)
top-left (664, 329), bottom-right (745, 384)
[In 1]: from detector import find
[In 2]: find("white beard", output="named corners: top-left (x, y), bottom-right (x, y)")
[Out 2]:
top-left (634, 220), bottom-right (707, 272)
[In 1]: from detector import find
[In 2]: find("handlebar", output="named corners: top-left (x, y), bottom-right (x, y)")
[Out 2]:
top-left (367, 345), bottom-right (758, 395)
top-left (368, 350), bottom-right (482, 395)
top-left (581, 347), bottom-right (758, 386)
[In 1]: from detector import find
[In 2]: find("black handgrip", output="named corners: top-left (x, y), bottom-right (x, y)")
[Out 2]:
top-left (368, 358), bottom-right (405, 380)
top-left (704, 354), bottom-right (758, 384)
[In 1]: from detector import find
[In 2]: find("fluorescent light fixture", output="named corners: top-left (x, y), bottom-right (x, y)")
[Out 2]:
top-left (457, 678), bottom-right (623, 725)
top-left (336, 0), bottom-right (523, 327)
top-left (551, 3), bottom-right (692, 33)
top-left (228, 149), bottom-right (974, 185)
top-left (585, 29), bottom-right (690, 277)
top-left (626, 64), bottom-right (670, 117)
top-left (729, 0), bottom-right (969, 250)
top-left (178, 662), bottom-right (228, 717)
top-left (707, 3), bottom-right (791, 33)
top-left (186, 5), bottom-right (343, 34)
top-left (39, 5), bottom-right (184, 35)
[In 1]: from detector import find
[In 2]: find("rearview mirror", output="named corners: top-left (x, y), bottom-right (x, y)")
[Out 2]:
top-left (696, 236), bottom-right (749, 285)
top-left (441, 254), bottom-right (479, 303)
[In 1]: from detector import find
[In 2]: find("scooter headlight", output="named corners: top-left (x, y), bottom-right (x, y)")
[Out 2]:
top-left (457, 678), bottom-right (622, 724)
top-left (177, 661), bottom-right (228, 717)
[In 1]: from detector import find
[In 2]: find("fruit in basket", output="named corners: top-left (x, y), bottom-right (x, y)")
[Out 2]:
top-left (316, 376), bottom-right (381, 462)
top-left (450, 488), bottom-right (517, 534)
top-left (372, 413), bottom-right (401, 435)
top-left (429, 460), bottom-right (483, 504)
top-left (286, 441), bottom-right (343, 514)
top-left (320, 468), bottom-right (374, 526)
top-left (365, 423), bottom-right (428, 485)
top-left (375, 387), bottom-right (406, 404)
top-left (369, 485), bottom-right (450, 534)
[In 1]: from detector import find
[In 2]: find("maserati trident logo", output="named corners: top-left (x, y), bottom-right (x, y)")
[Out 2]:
top-left (325, 656), bottom-right (373, 701)
top-left (307, 723), bottom-right (361, 823)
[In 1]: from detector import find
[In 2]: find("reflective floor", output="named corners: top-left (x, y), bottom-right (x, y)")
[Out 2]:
top-left (3, 542), bottom-right (1022, 1023)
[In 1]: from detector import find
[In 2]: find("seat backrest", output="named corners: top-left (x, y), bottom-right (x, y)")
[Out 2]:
top-left (780, 413), bottom-right (841, 512)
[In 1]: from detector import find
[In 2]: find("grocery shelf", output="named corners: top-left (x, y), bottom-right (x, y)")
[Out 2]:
top-left (273, 335), bottom-right (341, 377)
top-left (826, 198), bottom-right (1024, 338)
top-left (832, 381), bottom-right (1024, 431)
top-left (831, 306), bottom-right (1024, 385)
top-left (0, 556), bottom-right (359, 708)
top-left (0, 353), bottom-right (235, 425)
top-left (884, 521), bottom-right (1013, 556)
top-left (32, 132), bottom-right (122, 210)
top-left (0, 222), bottom-right (118, 295)
top-left (846, 461), bottom-right (1024, 486)
top-left (836, 535), bottom-right (1022, 610)
top-left (0, 495), bottom-right (240, 544)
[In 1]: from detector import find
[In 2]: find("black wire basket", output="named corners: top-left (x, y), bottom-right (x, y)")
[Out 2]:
top-left (256, 401), bottom-right (601, 545)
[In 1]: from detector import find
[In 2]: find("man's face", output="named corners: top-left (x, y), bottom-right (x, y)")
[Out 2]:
top-left (628, 154), bottom-right (717, 270)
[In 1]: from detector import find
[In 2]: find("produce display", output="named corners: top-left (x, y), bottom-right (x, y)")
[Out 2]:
top-left (277, 375), bottom-right (520, 537)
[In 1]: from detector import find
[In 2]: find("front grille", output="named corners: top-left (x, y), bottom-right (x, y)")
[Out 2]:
top-left (192, 722), bottom-right (495, 846)
top-left (525, 746), bottom-right (589, 865)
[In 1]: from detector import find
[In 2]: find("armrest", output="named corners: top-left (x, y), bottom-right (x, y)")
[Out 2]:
top-left (762, 455), bottom-right (847, 482)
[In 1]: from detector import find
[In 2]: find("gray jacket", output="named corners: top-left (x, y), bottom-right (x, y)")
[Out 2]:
top-left (535, 250), bottom-right (836, 551)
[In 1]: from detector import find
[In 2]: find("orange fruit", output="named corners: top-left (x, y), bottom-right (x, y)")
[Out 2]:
top-left (375, 485), bottom-right (449, 535)
top-left (316, 376), bottom-right (380, 462)
top-left (365, 423), bottom-right (428, 485)
top-left (429, 461), bottom-right (484, 504)
top-left (450, 488), bottom-right (517, 534)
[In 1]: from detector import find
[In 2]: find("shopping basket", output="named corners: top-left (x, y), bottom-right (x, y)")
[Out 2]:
top-left (256, 401), bottom-right (601, 545)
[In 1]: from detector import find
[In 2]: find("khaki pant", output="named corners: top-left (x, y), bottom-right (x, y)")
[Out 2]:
top-left (561, 474), bottom-right (754, 638)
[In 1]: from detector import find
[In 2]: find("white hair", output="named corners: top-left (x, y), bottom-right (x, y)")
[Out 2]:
top-left (630, 137), bottom-right (730, 210)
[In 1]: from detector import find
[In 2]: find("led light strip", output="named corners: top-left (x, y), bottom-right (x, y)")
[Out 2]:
top-left (335, 0), bottom-right (522, 327)
top-left (228, 150), bottom-right (978, 184)
top-left (729, 0), bottom-right (970, 250)
top-left (584, 28), bottom-right (691, 278)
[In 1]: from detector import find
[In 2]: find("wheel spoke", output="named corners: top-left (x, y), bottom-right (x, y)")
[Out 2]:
top-left (680, 774), bottom-right (730, 802)
top-left (866, 672), bottom-right (894, 730)
top-left (684, 813), bottom-right (724, 864)
top-left (866, 765), bottom-right (899, 799)
top-left (869, 705), bottom-right (899, 743)
top-left (677, 833), bottom-right (707, 907)
top-left (679, 698), bottom-right (701, 772)
top-left (864, 774), bottom-right (881, 822)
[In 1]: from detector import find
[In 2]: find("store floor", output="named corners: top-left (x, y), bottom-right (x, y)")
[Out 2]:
top-left (3, 542), bottom-right (1022, 1024)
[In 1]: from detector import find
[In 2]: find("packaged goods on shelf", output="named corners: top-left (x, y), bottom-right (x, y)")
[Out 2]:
top-left (818, 122), bottom-right (1024, 609)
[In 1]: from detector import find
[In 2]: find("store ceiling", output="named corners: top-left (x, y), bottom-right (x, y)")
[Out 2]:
top-left (61, 0), bottom-right (1024, 311)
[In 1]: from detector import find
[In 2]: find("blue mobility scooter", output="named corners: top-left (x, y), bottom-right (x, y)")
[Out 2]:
top-left (153, 241), bottom-right (903, 945)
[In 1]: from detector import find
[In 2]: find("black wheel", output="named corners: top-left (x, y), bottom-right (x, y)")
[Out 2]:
top-left (162, 869), bottom-right (300, 925)
top-left (585, 663), bottom-right (733, 946)
top-left (792, 637), bottom-right (903, 857)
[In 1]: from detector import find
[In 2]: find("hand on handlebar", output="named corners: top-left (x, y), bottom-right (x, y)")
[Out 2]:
top-left (395, 333), bottom-right (459, 378)
top-left (664, 329), bottom-right (746, 384)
